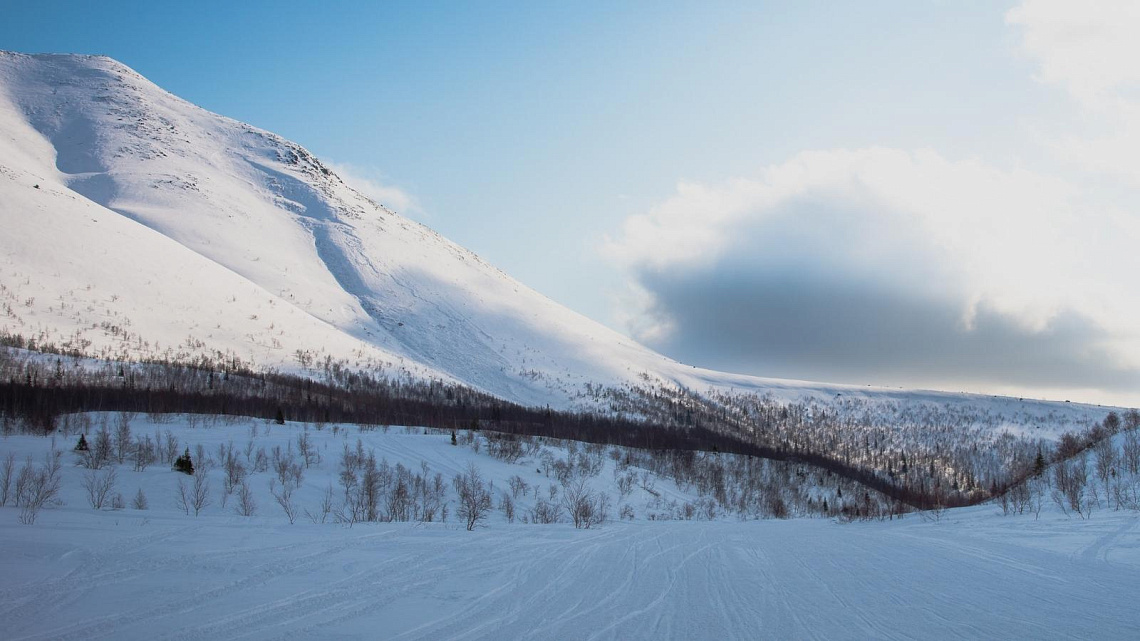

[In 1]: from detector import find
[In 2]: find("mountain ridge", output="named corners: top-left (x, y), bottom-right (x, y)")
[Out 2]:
top-left (0, 50), bottom-right (1119, 426)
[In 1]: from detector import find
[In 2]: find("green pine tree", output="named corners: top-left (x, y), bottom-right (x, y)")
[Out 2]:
top-left (174, 447), bottom-right (195, 475)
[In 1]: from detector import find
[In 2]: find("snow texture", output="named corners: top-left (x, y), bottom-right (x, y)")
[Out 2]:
top-left (1, 415), bottom-right (1138, 640)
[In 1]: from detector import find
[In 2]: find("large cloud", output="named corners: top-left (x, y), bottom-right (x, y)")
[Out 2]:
top-left (1007, 1), bottom-right (1140, 186)
top-left (604, 3), bottom-right (1140, 404)
top-left (604, 148), bottom-right (1140, 402)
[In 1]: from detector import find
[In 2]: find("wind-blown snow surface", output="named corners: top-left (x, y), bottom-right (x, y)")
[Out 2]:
top-left (0, 50), bottom-right (1122, 425)
top-left (2, 416), bottom-right (1139, 640)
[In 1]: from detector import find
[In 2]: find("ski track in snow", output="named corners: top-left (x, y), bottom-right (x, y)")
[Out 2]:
top-left (4, 513), bottom-right (1140, 639)
top-left (1, 415), bottom-right (1140, 639)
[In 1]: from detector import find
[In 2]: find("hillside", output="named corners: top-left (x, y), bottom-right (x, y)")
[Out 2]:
top-left (0, 50), bottom-right (1119, 431)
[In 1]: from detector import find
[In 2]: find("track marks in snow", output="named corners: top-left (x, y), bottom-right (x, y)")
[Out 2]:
top-left (6, 514), bottom-right (1140, 640)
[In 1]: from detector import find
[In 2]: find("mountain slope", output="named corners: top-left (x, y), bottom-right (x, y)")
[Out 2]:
top-left (0, 51), bottom-right (1118, 428)
top-left (0, 51), bottom-right (673, 406)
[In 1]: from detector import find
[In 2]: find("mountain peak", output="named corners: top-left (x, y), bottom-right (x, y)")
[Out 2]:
top-left (0, 50), bottom-right (1116, 425)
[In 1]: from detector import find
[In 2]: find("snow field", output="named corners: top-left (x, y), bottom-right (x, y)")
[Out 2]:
top-left (2, 415), bottom-right (1140, 639)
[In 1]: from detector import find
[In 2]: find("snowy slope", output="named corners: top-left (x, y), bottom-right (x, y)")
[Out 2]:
top-left (0, 51), bottom-right (680, 406)
top-left (0, 51), bottom-right (1121, 427)
top-left (2, 415), bottom-right (1139, 640)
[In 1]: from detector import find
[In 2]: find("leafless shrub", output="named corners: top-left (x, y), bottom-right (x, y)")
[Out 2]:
top-left (132, 435), bottom-right (156, 472)
top-left (114, 412), bottom-right (133, 464)
top-left (221, 446), bottom-right (247, 505)
top-left (1123, 430), bottom-right (1140, 476)
top-left (508, 474), bottom-right (528, 499)
top-left (0, 451), bottom-right (14, 506)
top-left (385, 466), bottom-right (415, 522)
top-left (487, 434), bottom-right (523, 463)
top-left (1052, 453), bottom-right (1093, 519)
top-left (529, 496), bottom-right (560, 524)
top-left (270, 479), bottom-right (297, 524)
top-left (500, 492), bottom-right (515, 523)
top-left (80, 426), bottom-right (114, 469)
top-left (639, 471), bottom-right (657, 495)
top-left (561, 479), bottom-right (609, 528)
top-left (616, 470), bottom-right (636, 498)
top-left (132, 487), bottom-right (148, 510)
top-left (175, 479), bottom-right (190, 515)
top-left (177, 473), bottom-right (211, 517)
top-left (235, 481), bottom-right (257, 517)
top-left (83, 467), bottom-right (117, 509)
top-left (273, 448), bottom-right (303, 488)
top-left (297, 431), bottom-right (319, 468)
top-left (1030, 479), bottom-right (1045, 520)
top-left (575, 451), bottom-right (604, 478)
top-left (453, 463), bottom-right (493, 530)
top-left (16, 450), bottom-right (62, 525)
top-left (552, 459), bottom-right (574, 485)
top-left (161, 430), bottom-right (179, 466)
top-left (253, 447), bottom-right (268, 473)
top-left (194, 444), bottom-right (212, 474)
top-left (1094, 437), bottom-right (1118, 494)
top-left (305, 484), bottom-right (335, 524)
top-left (414, 463), bottom-right (447, 523)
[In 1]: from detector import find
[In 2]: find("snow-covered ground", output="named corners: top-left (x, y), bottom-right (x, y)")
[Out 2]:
top-left (2, 415), bottom-right (1138, 640)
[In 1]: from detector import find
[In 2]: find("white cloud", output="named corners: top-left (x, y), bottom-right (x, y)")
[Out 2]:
top-left (600, 3), bottom-right (1140, 403)
top-left (608, 147), bottom-right (1139, 331)
top-left (604, 147), bottom-right (1140, 396)
top-left (326, 162), bottom-right (425, 219)
top-left (1006, 0), bottom-right (1140, 108)
top-left (1008, 1), bottom-right (1140, 186)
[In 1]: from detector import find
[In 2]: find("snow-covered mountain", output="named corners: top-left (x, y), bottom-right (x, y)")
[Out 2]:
top-left (0, 51), bottom-right (1117, 426)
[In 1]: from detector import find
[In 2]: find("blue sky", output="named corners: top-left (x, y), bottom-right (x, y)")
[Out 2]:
top-left (5, 1), bottom-right (1140, 404)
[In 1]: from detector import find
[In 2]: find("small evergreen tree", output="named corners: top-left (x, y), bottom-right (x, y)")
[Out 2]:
top-left (75, 433), bottom-right (89, 451)
top-left (275, 408), bottom-right (285, 425)
top-left (1033, 450), bottom-right (1047, 477)
top-left (174, 447), bottom-right (195, 475)
top-left (451, 430), bottom-right (458, 446)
